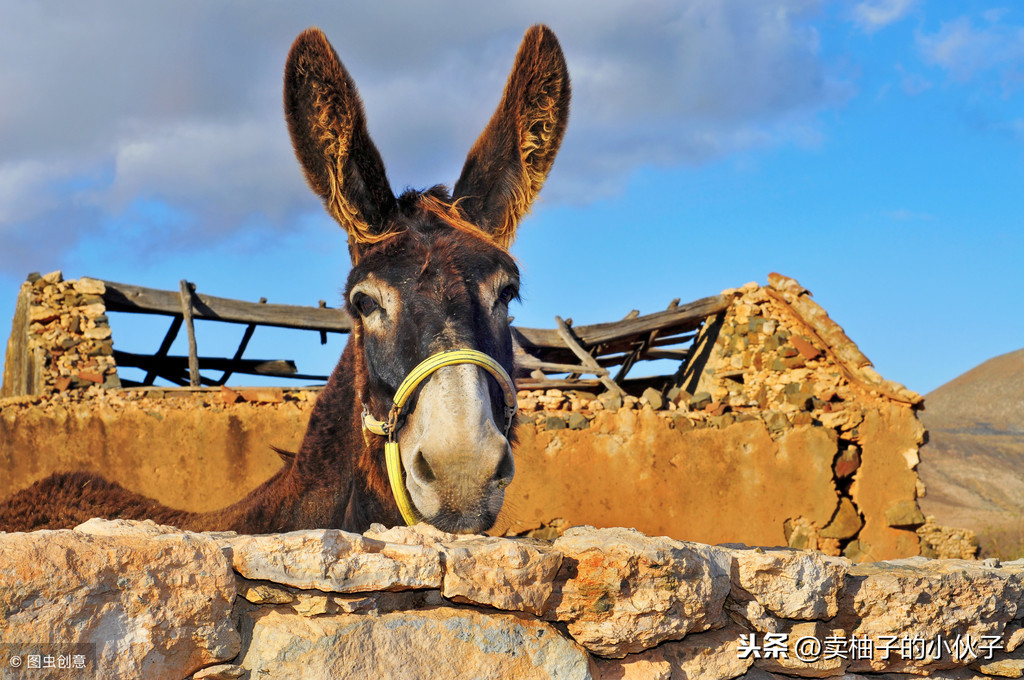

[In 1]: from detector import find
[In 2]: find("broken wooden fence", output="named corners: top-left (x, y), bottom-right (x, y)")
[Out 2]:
top-left (99, 279), bottom-right (728, 393)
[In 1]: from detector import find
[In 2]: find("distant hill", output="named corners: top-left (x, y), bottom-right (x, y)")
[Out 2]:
top-left (917, 348), bottom-right (1024, 558)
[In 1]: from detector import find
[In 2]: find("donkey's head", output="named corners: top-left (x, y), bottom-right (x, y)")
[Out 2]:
top-left (285, 26), bottom-right (570, 533)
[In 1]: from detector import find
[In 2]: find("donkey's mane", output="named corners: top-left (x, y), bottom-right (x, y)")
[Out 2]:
top-left (390, 186), bottom-right (518, 254)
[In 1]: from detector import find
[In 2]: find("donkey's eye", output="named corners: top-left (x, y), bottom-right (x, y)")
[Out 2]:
top-left (352, 293), bottom-right (380, 317)
top-left (497, 284), bottom-right (519, 307)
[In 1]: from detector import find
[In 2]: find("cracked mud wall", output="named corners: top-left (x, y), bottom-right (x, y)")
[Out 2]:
top-left (1, 274), bottom-right (930, 560)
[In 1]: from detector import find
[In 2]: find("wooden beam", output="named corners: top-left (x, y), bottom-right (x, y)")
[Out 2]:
top-left (639, 348), bottom-right (691, 361)
top-left (94, 278), bottom-right (724, 391)
top-left (514, 354), bottom-right (610, 377)
top-left (515, 377), bottom-right (603, 391)
top-left (615, 328), bottom-right (661, 383)
top-left (317, 300), bottom-right (329, 344)
top-left (179, 280), bottom-right (200, 388)
top-left (218, 296), bottom-right (266, 385)
top-left (577, 295), bottom-right (728, 345)
top-left (114, 351), bottom-right (301, 378)
top-left (513, 294), bottom-right (728, 353)
top-left (0, 283), bottom-right (36, 398)
top-left (554, 316), bottom-right (624, 396)
top-left (143, 316), bottom-right (183, 386)
top-left (100, 279), bottom-right (719, 356)
top-left (101, 280), bottom-right (352, 333)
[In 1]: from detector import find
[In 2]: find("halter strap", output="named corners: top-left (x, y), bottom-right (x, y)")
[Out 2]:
top-left (361, 349), bottom-right (518, 525)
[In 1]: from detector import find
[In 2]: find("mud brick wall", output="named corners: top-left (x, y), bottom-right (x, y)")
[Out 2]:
top-left (1, 274), bottom-right (955, 561)
top-left (505, 274), bottom-right (935, 561)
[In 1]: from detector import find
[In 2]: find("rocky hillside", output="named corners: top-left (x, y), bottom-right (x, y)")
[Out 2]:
top-left (918, 348), bottom-right (1024, 558)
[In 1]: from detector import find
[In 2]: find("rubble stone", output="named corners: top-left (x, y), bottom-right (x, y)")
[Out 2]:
top-left (918, 516), bottom-right (980, 559)
top-left (885, 499), bottom-right (928, 528)
top-left (0, 520), bottom-right (1018, 678)
top-left (237, 606), bottom-right (595, 679)
top-left (222, 530), bottom-right (443, 592)
top-left (546, 526), bottom-right (731, 657)
top-left (0, 521), bottom-right (238, 679)
top-left (642, 387), bottom-right (665, 410)
top-left (821, 498), bottom-right (864, 540)
top-left (727, 546), bottom-right (847, 620)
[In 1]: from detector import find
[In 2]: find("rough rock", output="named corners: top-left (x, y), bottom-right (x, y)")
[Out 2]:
top-left (73, 277), bottom-right (106, 295)
top-left (237, 605), bottom-right (596, 679)
top-left (918, 516), bottom-right (980, 559)
top-left (546, 526), bottom-right (731, 657)
top-left (821, 498), bottom-right (864, 540)
top-left (727, 546), bottom-right (847, 620)
top-left (436, 535), bottom-right (561, 614)
top-left (236, 578), bottom-right (296, 605)
top-left (838, 557), bottom-right (1024, 674)
top-left (3, 520), bottom-right (1023, 678)
top-left (7, 274), bottom-right (121, 398)
top-left (222, 529), bottom-right (442, 592)
top-left (885, 499), bottom-right (928, 528)
top-left (595, 625), bottom-right (753, 679)
top-left (972, 659), bottom-right (1024, 678)
top-left (642, 386), bottom-right (665, 410)
top-left (1006, 622), bottom-right (1024, 652)
top-left (191, 664), bottom-right (246, 679)
top-left (0, 521), bottom-right (238, 679)
top-left (752, 620), bottom-right (850, 678)
top-left (363, 522), bottom-right (458, 544)
top-left (365, 524), bottom-right (562, 614)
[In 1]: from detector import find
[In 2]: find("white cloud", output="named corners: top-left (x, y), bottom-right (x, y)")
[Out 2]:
top-left (852, 0), bottom-right (918, 33)
top-left (107, 118), bottom-right (309, 225)
top-left (0, 0), bottom-right (846, 274)
top-left (917, 16), bottom-right (1024, 84)
top-left (0, 161), bottom-right (64, 226)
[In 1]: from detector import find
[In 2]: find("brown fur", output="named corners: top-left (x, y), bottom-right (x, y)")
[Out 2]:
top-left (0, 25), bottom-right (569, 534)
top-left (454, 25), bottom-right (570, 248)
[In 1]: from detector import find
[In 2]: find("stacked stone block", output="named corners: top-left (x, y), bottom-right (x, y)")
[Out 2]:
top-left (0, 520), bottom-right (1017, 679)
top-left (18, 271), bottom-right (120, 393)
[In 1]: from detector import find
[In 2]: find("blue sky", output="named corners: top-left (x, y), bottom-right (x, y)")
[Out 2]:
top-left (1, 1), bottom-right (1021, 396)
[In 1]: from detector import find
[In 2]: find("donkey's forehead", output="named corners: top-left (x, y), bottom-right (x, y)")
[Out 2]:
top-left (347, 224), bottom-right (519, 289)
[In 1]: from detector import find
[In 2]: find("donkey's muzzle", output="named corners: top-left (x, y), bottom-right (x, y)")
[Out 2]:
top-left (361, 349), bottom-right (517, 526)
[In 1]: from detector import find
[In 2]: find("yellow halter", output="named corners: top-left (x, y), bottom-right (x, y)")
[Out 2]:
top-left (361, 349), bottom-right (518, 526)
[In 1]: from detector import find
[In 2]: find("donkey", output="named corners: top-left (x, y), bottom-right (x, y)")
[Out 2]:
top-left (0, 25), bottom-right (570, 535)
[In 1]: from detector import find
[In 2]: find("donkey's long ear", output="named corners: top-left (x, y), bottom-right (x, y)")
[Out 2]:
top-left (453, 25), bottom-right (570, 249)
top-left (284, 28), bottom-right (397, 257)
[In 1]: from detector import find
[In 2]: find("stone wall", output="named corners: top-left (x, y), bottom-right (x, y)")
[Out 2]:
top-left (505, 274), bottom-right (931, 560)
top-left (1, 272), bottom-right (119, 398)
top-left (1, 273), bottom-right (946, 560)
top-left (0, 519), bottom-right (1018, 679)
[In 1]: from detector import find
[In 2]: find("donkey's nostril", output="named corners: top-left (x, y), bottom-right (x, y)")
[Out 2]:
top-left (413, 451), bottom-right (436, 484)
top-left (494, 448), bottom-right (515, 486)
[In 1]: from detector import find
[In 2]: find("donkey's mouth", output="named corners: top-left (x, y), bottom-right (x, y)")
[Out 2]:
top-left (404, 465), bottom-right (510, 535)
top-left (425, 504), bottom-right (502, 535)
